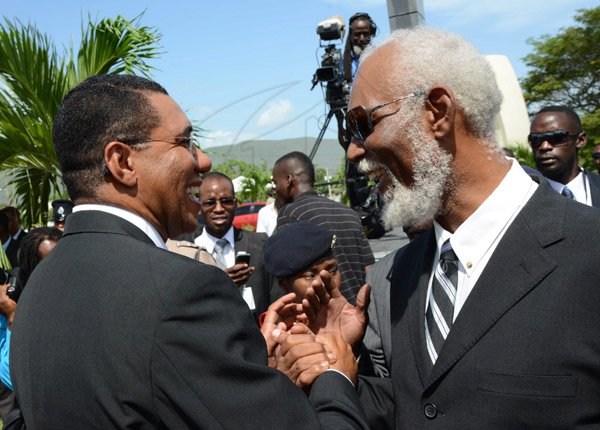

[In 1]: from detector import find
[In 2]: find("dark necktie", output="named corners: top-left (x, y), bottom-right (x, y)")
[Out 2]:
top-left (562, 186), bottom-right (575, 200)
top-left (213, 239), bottom-right (228, 269)
top-left (425, 239), bottom-right (458, 364)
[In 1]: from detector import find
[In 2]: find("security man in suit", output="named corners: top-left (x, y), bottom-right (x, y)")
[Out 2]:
top-left (318, 26), bottom-right (600, 427)
top-left (10, 74), bottom-right (368, 428)
top-left (530, 105), bottom-right (600, 206)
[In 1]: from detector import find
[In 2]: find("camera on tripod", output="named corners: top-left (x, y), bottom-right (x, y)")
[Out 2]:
top-left (311, 16), bottom-right (350, 110)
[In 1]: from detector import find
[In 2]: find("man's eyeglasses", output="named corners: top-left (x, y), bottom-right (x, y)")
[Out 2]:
top-left (527, 129), bottom-right (579, 150)
top-left (345, 89), bottom-right (426, 142)
top-left (122, 136), bottom-right (198, 152)
top-left (200, 197), bottom-right (236, 209)
top-left (592, 152), bottom-right (600, 160)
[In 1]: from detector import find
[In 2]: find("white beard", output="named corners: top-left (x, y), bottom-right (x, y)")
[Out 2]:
top-left (358, 125), bottom-right (452, 229)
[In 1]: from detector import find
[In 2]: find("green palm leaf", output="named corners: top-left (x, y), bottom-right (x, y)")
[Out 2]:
top-left (0, 13), bottom-right (161, 226)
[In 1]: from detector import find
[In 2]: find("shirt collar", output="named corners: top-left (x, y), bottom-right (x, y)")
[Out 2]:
top-left (196, 226), bottom-right (234, 254)
top-left (2, 236), bottom-right (11, 251)
top-left (434, 159), bottom-right (537, 276)
top-left (546, 168), bottom-right (587, 201)
top-left (73, 204), bottom-right (167, 249)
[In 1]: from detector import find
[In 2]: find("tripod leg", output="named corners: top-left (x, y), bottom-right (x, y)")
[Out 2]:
top-left (309, 109), bottom-right (337, 160)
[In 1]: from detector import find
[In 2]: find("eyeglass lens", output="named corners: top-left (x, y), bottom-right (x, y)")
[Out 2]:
top-left (346, 106), bottom-right (372, 141)
top-left (528, 130), bottom-right (572, 149)
top-left (201, 197), bottom-right (236, 208)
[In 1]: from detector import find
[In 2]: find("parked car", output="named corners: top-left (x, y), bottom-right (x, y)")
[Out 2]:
top-left (233, 201), bottom-right (266, 231)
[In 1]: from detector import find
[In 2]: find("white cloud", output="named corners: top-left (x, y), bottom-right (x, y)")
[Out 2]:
top-left (256, 100), bottom-right (294, 128)
top-left (198, 129), bottom-right (257, 148)
top-left (193, 105), bottom-right (214, 119)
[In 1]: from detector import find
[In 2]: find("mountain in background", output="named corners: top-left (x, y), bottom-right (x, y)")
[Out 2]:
top-left (204, 137), bottom-right (346, 173)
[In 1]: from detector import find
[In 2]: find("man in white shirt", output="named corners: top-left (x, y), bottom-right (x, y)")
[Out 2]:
top-left (529, 105), bottom-right (600, 207)
top-left (194, 171), bottom-right (282, 322)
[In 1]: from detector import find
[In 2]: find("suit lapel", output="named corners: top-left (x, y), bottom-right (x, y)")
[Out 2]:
top-left (584, 169), bottom-right (600, 208)
top-left (391, 229), bottom-right (436, 387)
top-left (425, 184), bottom-right (563, 388)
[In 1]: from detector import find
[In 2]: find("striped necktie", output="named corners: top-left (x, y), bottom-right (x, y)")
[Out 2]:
top-left (425, 239), bottom-right (458, 364)
top-left (213, 238), bottom-right (228, 269)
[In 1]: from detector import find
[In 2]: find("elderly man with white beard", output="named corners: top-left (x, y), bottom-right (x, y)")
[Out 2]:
top-left (307, 26), bottom-right (600, 428)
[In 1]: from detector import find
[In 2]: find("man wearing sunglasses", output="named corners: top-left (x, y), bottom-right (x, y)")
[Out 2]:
top-left (192, 171), bottom-right (282, 323)
top-left (341, 27), bottom-right (600, 427)
top-left (529, 106), bottom-right (600, 207)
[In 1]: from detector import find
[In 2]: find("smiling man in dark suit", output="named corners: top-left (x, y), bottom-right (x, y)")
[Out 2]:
top-left (10, 75), bottom-right (367, 428)
top-left (193, 171), bottom-right (282, 323)
top-left (342, 27), bottom-right (600, 427)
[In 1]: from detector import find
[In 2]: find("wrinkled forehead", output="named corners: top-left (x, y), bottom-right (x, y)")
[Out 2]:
top-left (350, 45), bottom-right (403, 106)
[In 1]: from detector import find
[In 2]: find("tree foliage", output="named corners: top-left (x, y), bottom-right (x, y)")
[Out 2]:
top-left (212, 159), bottom-right (272, 203)
top-left (0, 14), bottom-right (161, 227)
top-left (521, 6), bottom-right (600, 169)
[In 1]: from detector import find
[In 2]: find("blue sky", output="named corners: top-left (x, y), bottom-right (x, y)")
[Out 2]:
top-left (2, 0), bottom-right (596, 149)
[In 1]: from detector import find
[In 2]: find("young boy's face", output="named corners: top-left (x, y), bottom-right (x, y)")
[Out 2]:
top-left (280, 255), bottom-right (340, 302)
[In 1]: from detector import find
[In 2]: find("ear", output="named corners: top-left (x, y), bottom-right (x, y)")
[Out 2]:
top-left (575, 132), bottom-right (587, 150)
top-left (104, 142), bottom-right (138, 188)
top-left (424, 86), bottom-right (455, 140)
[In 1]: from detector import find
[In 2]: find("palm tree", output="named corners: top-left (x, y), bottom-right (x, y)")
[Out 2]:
top-left (0, 13), bottom-right (161, 227)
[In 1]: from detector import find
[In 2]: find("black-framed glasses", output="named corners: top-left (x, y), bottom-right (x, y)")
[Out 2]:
top-left (345, 89), bottom-right (426, 142)
top-left (592, 152), bottom-right (600, 160)
top-left (200, 197), bottom-right (236, 209)
top-left (527, 129), bottom-right (579, 150)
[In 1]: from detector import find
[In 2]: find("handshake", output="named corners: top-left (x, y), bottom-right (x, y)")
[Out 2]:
top-left (260, 268), bottom-right (371, 390)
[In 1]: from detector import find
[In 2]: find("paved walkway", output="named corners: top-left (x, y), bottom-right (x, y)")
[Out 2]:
top-left (368, 225), bottom-right (410, 262)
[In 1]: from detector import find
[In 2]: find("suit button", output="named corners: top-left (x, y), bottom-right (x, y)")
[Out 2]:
top-left (424, 404), bottom-right (437, 419)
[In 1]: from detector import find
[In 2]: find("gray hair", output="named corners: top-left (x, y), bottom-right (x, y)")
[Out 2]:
top-left (361, 27), bottom-right (503, 147)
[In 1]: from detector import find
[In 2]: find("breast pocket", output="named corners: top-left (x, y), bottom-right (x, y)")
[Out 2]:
top-left (478, 370), bottom-right (578, 398)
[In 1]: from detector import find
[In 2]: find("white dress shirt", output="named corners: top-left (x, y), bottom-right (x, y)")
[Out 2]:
top-left (195, 226), bottom-right (235, 268)
top-left (546, 169), bottom-right (592, 206)
top-left (427, 160), bottom-right (538, 321)
top-left (72, 204), bottom-right (167, 250)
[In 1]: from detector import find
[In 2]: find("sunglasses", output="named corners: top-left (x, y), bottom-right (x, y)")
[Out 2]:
top-left (200, 197), bottom-right (236, 209)
top-left (527, 129), bottom-right (579, 150)
top-left (592, 152), bottom-right (600, 160)
top-left (345, 89), bottom-right (426, 142)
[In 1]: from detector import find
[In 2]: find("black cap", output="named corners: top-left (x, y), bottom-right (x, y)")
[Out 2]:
top-left (51, 199), bottom-right (74, 223)
top-left (264, 221), bottom-right (336, 278)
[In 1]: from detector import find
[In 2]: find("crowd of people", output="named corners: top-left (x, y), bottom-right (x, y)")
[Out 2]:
top-left (0, 17), bottom-right (598, 430)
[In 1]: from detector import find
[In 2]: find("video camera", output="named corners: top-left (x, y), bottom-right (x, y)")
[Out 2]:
top-left (311, 16), bottom-right (350, 110)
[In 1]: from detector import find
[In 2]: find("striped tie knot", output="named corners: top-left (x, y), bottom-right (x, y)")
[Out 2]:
top-left (439, 243), bottom-right (457, 272)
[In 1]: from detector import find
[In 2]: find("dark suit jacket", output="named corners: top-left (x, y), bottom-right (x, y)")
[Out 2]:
top-left (4, 238), bottom-right (19, 269)
top-left (178, 227), bottom-right (283, 323)
top-left (361, 183), bottom-right (600, 428)
top-left (232, 228), bottom-right (284, 321)
top-left (585, 168), bottom-right (600, 208)
top-left (11, 211), bottom-right (368, 429)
